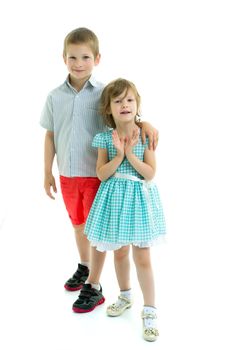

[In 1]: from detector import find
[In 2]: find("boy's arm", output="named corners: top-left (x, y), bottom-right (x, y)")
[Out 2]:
top-left (44, 131), bottom-right (57, 199)
top-left (137, 121), bottom-right (159, 151)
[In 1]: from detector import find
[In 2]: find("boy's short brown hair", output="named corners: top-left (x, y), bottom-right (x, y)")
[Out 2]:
top-left (63, 27), bottom-right (99, 58)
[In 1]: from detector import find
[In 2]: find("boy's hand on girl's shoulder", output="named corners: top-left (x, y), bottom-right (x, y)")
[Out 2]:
top-left (140, 122), bottom-right (159, 151)
top-left (44, 174), bottom-right (57, 200)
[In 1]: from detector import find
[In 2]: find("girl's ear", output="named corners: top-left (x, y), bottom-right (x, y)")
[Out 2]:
top-left (106, 106), bottom-right (111, 115)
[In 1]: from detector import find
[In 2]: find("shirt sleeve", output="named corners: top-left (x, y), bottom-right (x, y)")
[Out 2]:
top-left (40, 94), bottom-right (54, 131)
top-left (92, 132), bottom-right (107, 148)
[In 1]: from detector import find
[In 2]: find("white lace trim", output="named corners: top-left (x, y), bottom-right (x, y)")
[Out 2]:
top-left (90, 235), bottom-right (166, 252)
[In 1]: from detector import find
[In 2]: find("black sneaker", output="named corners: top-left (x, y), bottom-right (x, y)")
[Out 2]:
top-left (64, 264), bottom-right (89, 291)
top-left (72, 283), bottom-right (105, 313)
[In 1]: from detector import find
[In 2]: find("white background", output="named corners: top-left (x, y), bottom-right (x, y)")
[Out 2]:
top-left (0, 0), bottom-right (233, 349)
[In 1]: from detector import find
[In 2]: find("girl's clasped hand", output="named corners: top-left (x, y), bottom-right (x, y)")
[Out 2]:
top-left (112, 127), bottom-right (140, 156)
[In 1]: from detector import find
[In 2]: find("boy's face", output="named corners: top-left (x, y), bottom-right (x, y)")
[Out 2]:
top-left (63, 43), bottom-right (100, 83)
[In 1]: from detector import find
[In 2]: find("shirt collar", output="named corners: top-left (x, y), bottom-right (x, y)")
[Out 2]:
top-left (88, 75), bottom-right (98, 87)
top-left (65, 75), bottom-right (98, 91)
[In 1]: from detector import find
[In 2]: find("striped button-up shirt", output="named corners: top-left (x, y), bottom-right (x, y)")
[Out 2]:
top-left (40, 76), bottom-right (107, 177)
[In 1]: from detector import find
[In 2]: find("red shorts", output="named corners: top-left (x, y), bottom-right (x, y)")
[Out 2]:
top-left (60, 176), bottom-right (101, 226)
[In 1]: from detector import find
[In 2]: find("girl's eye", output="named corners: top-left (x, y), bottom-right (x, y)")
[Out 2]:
top-left (83, 55), bottom-right (90, 59)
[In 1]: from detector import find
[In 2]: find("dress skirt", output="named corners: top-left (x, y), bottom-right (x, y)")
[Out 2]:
top-left (85, 175), bottom-right (166, 251)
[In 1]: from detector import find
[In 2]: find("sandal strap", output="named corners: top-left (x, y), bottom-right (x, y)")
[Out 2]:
top-left (118, 295), bottom-right (131, 303)
top-left (141, 312), bottom-right (156, 319)
top-left (108, 296), bottom-right (131, 311)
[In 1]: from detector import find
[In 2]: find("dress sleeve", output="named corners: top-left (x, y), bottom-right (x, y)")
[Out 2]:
top-left (92, 132), bottom-right (107, 148)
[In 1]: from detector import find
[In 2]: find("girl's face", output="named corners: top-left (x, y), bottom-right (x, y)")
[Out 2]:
top-left (64, 43), bottom-right (100, 83)
top-left (110, 89), bottom-right (138, 125)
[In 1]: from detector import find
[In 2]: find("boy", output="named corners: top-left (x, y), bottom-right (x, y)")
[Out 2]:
top-left (40, 27), bottom-right (158, 301)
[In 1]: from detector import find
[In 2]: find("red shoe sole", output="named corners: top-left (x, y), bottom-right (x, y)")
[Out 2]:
top-left (64, 284), bottom-right (83, 292)
top-left (72, 297), bottom-right (105, 313)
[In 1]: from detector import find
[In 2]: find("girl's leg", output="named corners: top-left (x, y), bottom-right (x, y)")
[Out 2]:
top-left (114, 245), bottom-right (131, 290)
top-left (133, 247), bottom-right (159, 341)
top-left (132, 246), bottom-right (158, 341)
top-left (132, 246), bottom-right (155, 306)
top-left (107, 246), bottom-right (133, 316)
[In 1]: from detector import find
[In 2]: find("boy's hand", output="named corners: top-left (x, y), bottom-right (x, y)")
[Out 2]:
top-left (140, 122), bottom-right (159, 150)
top-left (44, 174), bottom-right (57, 200)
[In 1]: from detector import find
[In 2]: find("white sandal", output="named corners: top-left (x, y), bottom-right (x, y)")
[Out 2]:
top-left (141, 310), bottom-right (159, 342)
top-left (106, 295), bottom-right (133, 317)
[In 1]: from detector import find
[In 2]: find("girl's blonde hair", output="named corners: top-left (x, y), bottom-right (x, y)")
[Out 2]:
top-left (63, 27), bottom-right (99, 58)
top-left (99, 78), bottom-right (141, 128)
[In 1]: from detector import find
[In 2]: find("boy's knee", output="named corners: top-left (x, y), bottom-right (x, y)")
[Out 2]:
top-left (73, 223), bottom-right (85, 234)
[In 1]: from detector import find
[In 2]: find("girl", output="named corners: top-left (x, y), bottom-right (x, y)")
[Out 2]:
top-left (73, 78), bottom-right (166, 342)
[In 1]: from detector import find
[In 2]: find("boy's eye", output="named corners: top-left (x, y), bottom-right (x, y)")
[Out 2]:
top-left (83, 55), bottom-right (90, 59)
top-left (69, 56), bottom-right (76, 60)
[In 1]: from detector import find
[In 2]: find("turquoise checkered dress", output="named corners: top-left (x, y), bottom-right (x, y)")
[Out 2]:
top-left (85, 130), bottom-right (166, 251)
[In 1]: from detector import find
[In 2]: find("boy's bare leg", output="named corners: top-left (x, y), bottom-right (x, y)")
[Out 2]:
top-left (87, 246), bottom-right (106, 283)
top-left (73, 224), bottom-right (90, 262)
top-left (64, 224), bottom-right (90, 291)
top-left (72, 246), bottom-right (106, 313)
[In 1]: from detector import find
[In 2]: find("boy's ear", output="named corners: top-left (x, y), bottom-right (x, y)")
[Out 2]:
top-left (95, 53), bottom-right (101, 66)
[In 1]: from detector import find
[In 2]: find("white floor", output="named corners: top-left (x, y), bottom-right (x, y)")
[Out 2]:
top-left (1, 181), bottom-right (232, 350)
top-left (0, 2), bottom-right (233, 347)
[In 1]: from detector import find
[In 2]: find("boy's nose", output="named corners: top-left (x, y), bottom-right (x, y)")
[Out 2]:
top-left (75, 59), bottom-right (82, 67)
